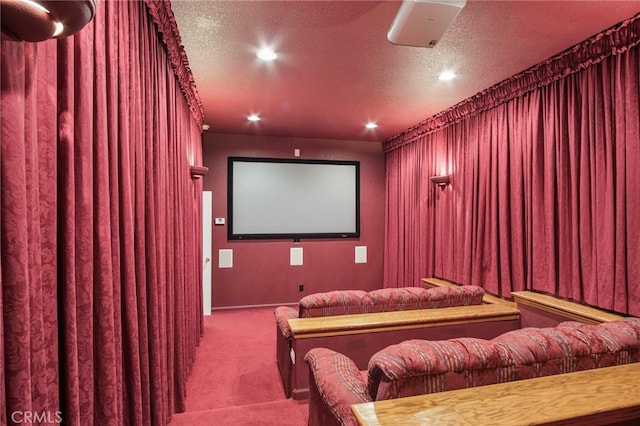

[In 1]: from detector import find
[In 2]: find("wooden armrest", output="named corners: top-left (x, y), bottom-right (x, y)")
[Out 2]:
top-left (421, 277), bottom-right (460, 289)
top-left (352, 362), bottom-right (640, 426)
top-left (511, 291), bottom-right (625, 324)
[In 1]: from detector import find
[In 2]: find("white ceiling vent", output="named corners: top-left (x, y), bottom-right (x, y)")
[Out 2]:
top-left (387, 0), bottom-right (466, 48)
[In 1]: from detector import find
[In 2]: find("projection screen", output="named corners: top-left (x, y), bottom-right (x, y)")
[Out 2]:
top-left (227, 157), bottom-right (360, 240)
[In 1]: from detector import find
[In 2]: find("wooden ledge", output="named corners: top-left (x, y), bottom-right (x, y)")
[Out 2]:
top-left (421, 277), bottom-right (459, 289)
top-left (421, 277), bottom-right (517, 308)
top-left (511, 291), bottom-right (625, 325)
top-left (352, 362), bottom-right (640, 426)
top-left (288, 304), bottom-right (520, 339)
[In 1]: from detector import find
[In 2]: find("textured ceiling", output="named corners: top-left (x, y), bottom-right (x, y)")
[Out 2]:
top-left (171, 0), bottom-right (640, 142)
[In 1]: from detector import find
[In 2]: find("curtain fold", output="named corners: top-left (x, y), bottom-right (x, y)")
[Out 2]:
top-left (383, 14), bottom-right (640, 316)
top-left (1, 1), bottom-right (203, 425)
top-left (1, 39), bottom-right (61, 424)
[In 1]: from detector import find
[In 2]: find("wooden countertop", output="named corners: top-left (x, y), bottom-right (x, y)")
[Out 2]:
top-left (288, 303), bottom-right (520, 339)
top-left (511, 291), bottom-right (625, 324)
top-left (352, 362), bottom-right (640, 426)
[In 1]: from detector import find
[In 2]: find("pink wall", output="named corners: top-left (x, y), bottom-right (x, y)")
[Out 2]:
top-left (202, 133), bottom-right (385, 308)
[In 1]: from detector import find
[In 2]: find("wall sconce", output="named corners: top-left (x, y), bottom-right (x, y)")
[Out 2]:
top-left (430, 175), bottom-right (450, 188)
top-left (190, 165), bottom-right (209, 179)
top-left (0, 0), bottom-right (98, 42)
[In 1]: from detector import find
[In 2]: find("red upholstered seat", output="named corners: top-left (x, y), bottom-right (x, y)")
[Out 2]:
top-left (274, 306), bottom-right (298, 339)
top-left (304, 348), bottom-right (370, 426)
top-left (305, 317), bottom-right (640, 426)
top-left (275, 285), bottom-right (486, 398)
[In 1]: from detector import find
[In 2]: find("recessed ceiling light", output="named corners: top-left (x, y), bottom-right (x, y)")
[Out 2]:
top-left (256, 47), bottom-right (278, 61)
top-left (247, 114), bottom-right (261, 122)
top-left (365, 122), bottom-right (378, 129)
top-left (438, 71), bottom-right (456, 81)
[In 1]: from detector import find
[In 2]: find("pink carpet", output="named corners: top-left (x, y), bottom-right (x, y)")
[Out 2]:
top-left (170, 399), bottom-right (308, 426)
top-left (169, 307), bottom-right (308, 425)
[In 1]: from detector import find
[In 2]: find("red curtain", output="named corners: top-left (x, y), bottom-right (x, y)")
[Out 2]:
top-left (1, 1), bottom-right (204, 425)
top-left (384, 15), bottom-right (640, 316)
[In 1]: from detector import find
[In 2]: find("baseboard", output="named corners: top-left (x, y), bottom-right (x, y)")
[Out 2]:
top-left (212, 302), bottom-right (298, 311)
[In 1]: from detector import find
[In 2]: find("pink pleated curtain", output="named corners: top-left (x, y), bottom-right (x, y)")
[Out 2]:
top-left (384, 14), bottom-right (640, 317)
top-left (1, 1), bottom-right (204, 425)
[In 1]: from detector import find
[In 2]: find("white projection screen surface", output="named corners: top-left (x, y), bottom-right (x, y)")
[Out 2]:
top-left (227, 157), bottom-right (360, 240)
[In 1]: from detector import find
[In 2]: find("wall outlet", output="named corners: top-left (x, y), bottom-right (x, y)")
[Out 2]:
top-left (299, 284), bottom-right (304, 292)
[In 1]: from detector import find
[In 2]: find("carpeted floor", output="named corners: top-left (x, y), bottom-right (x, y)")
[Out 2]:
top-left (169, 307), bottom-right (308, 425)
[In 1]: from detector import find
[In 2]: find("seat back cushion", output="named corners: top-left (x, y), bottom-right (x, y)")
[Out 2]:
top-left (423, 285), bottom-right (485, 308)
top-left (367, 337), bottom-right (511, 400)
top-left (299, 290), bottom-right (372, 317)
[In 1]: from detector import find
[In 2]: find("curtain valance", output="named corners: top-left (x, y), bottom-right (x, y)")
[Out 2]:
top-left (384, 12), bottom-right (640, 152)
top-left (144, 0), bottom-right (204, 127)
